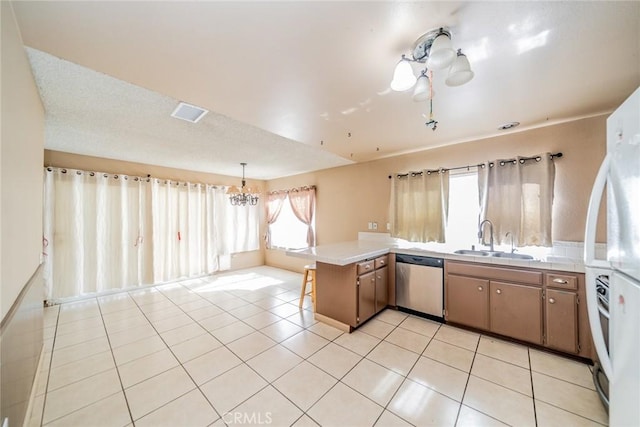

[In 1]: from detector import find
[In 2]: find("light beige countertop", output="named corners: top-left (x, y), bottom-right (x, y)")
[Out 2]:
top-left (287, 239), bottom-right (586, 273)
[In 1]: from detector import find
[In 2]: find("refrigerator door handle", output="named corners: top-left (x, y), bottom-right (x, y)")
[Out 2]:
top-left (584, 154), bottom-right (610, 267)
top-left (584, 154), bottom-right (613, 379)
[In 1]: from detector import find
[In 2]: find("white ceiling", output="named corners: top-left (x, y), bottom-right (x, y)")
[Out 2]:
top-left (13, 1), bottom-right (640, 179)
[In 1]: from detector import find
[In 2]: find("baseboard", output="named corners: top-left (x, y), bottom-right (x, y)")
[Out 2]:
top-left (314, 313), bottom-right (351, 333)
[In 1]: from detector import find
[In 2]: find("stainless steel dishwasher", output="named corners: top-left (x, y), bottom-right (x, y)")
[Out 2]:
top-left (395, 254), bottom-right (444, 321)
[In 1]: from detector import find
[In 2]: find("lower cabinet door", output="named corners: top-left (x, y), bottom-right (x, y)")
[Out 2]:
top-left (357, 272), bottom-right (376, 324)
top-left (375, 266), bottom-right (388, 313)
top-left (545, 289), bottom-right (578, 353)
top-left (490, 281), bottom-right (543, 345)
top-left (445, 274), bottom-right (490, 330)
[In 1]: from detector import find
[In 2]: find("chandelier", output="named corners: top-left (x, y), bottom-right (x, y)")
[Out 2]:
top-left (390, 27), bottom-right (474, 130)
top-left (227, 163), bottom-right (259, 206)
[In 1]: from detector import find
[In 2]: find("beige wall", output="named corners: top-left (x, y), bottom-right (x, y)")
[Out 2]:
top-left (1, 3), bottom-right (45, 426)
top-left (1, 1), bottom-right (45, 319)
top-left (44, 150), bottom-right (267, 269)
top-left (266, 115), bottom-right (607, 271)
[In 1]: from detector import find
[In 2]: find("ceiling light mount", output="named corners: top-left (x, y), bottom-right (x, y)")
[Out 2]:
top-left (227, 162), bottom-right (259, 206)
top-left (498, 121), bottom-right (521, 131)
top-left (411, 27), bottom-right (452, 64)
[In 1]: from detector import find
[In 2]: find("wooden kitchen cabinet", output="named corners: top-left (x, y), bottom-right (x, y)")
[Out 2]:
top-left (316, 255), bottom-right (390, 329)
top-left (544, 272), bottom-right (581, 354)
top-left (445, 261), bottom-right (591, 359)
top-left (375, 266), bottom-right (388, 312)
top-left (445, 275), bottom-right (489, 330)
top-left (490, 281), bottom-right (543, 345)
top-left (357, 271), bottom-right (376, 323)
top-left (545, 288), bottom-right (578, 353)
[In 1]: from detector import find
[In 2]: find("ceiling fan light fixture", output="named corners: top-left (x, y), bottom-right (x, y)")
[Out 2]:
top-left (426, 31), bottom-right (456, 70)
top-left (390, 55), bottom-right (417, 92)
top-left (445, 49), bottom-right (474, 87)
top-left (393, 26), bottom-right (472, 128)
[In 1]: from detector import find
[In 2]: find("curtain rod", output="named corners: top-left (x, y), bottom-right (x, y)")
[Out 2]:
top-left (268, 185), bottom-right (316, 195)
top-left (388, 152), bottom-right (563, 179)
top-left (44, 166), bottom-right (226, 188)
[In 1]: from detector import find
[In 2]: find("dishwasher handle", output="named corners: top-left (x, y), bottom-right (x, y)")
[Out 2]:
top-left (395, 254), bottom-right (443, 268)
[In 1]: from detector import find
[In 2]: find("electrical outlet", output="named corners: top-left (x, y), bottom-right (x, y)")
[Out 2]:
top-left (372, 222), bottom-right (378, 230)
top-left (386, 222), bottom-right (391, 230)
top-left (367, 222), bottom-right (373, 230)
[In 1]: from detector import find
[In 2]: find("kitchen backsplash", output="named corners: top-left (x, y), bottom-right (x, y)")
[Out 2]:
top-left (548, 240), bottom-right (607, 261)
top-left (357, 232), bottom-right (607, 264)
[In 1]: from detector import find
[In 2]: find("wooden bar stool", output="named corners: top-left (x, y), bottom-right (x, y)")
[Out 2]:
top-left (298, 264), bottom-right (317, 311)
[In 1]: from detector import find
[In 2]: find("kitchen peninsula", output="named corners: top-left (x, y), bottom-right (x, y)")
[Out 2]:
top-left (288, 237), bottom-right (594, 360)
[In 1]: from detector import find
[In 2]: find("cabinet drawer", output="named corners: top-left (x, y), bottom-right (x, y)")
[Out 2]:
top-left (545, 273), bottom-right (578, 290)
top-left (374, 255), bottom-right (388, 269)
top-left (357, 260), bottom-right (375, 275)
top-left (447, 261), bottom-right (542, 285)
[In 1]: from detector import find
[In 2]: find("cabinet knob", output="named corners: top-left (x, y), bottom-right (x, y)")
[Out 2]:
top-left (496, 289), bottom-right (502, 295)
top-left (366, 265), bottom-right (371, 270)
top-left (549, 298), bottom-right (556, 304)
top-left (380, 260), bottom-right (385, 265)
top-left (552, 278), bottom-right (568, 284)
top-left (477, 286), bottom-right (483, 291)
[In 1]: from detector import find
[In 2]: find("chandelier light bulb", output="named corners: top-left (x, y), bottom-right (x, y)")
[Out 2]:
top-left (390, 56), bottom-right (417, 91)
top-left (412, 72), bottom-right (434, 101)
top-left (427, 32), bottom-right (456, 70)
top-left (445, 50), bottom-right (474, 87)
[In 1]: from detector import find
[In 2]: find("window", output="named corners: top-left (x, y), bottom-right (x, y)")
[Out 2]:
top-left (267, 187), bottom-right (316, 250)
top-left (270, 198), bottom-right (314, 249)
top-left (445, 172), bottom-right (480, 248)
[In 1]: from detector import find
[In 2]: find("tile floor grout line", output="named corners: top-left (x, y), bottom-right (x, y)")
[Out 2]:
top-left (452, 329), bottom-right (482, 427)
top-left (529, 347), bottom-right (539, 427)
top-left (35, 305), bottom-right (61, 427)
top-left (96, 297), bottom-right (136, 426)
top-left (531, 399), bottom-right (609, 426)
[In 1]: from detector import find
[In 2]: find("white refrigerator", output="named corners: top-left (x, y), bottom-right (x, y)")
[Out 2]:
top-left (585, 86), bottom-right (640, 426)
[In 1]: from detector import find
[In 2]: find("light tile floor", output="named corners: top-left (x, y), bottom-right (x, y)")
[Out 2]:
top-left (27, 266), bottom-right (608, 426)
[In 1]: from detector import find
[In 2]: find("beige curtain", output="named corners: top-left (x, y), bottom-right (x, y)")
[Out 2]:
top-left (390, 170), bottom-right (449, 243)
top-left (478, 153), bottom-right (555, 247)
top-left (265, 191), bottom-right (287, 248)
top-left (288, 187), bottom-right (316, 247)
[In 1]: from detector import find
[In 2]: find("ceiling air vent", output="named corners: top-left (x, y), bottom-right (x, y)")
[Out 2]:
top-left (170, 102), bottom-right (208, 123)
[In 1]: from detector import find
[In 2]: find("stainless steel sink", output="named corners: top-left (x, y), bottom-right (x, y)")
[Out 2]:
top-left (453, 249), bottom-right (492, 256)
top-left (453, 249), bottom-right (535, 260)
top-left (490, 252), bottom-right (534, 260)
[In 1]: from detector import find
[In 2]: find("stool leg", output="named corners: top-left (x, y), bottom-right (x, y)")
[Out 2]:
top-left (299, 269), bottom-right (309, 308)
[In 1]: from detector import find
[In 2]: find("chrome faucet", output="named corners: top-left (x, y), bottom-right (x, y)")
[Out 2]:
top-left (478, 219), bottom-right (494, 252)
top-left (506, 231), bottom-right (516, 253)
